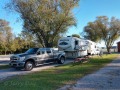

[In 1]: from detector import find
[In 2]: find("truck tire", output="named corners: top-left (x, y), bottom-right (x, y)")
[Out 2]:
top-left (58, 57), bottom-right (65, 64)
top-left (24, 61), bottom-right (34, 71)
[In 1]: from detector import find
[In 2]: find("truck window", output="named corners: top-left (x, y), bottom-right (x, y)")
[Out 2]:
top-left (37, 51), bottom-right (41, 55)
top-left (47, 50), bottom-right (51, 53)
top-left (41, 51), bottom-right (45, 54)
top-left (25, 48), bottom-right (39, 54)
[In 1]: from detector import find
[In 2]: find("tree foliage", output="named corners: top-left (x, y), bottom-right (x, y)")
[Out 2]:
top-left (8, 0), bottom-right (79, 47)
top-left (0, 19), bottom-right (13, 54)
top-left (13, 31), bottom-right (39, 53)
top-left (18, 31), bottom-right (36, 48)
top-left (72, 34), bottom-right (80, 38)
top-left (83, 16), bottom-right (120, 53)
top-left (0, 19), bottom-right (38, 54)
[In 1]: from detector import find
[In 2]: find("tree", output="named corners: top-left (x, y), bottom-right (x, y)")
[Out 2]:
top-left (10, 36), bottom-right (20, 53)
top-left (72, 34), bottom-right (80, 38)
top-left (7, 0), bottom-right (79, 47)
top-left (83, 16), bottom-right (120, 53)
top-left (18, 30), bottom-right (36, 49)
top-left (83, 22), bottom-right (101, 42)
top-left (0, 19), bottom-right (37, 54)
top-left (0, 19), bottom-right (13, 54)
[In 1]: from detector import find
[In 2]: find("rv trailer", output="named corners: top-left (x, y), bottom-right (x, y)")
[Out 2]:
top-left (58, 36), bottom-right (88, 58)
top-left (85, 40), bottom-right (97, 55)
top-left (58, 36), bottom-right (98, 58)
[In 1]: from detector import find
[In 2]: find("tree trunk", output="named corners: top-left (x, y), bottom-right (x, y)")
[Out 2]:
top-left (107, 47), bottom-right (111, 54)
top-left (45, 41), bottom-right (53, 48)
top-left (4, 50), bottom-right (6, 55)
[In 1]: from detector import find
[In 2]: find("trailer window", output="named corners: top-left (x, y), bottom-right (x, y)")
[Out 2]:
top-left (59, 42), bottom-right (68, 45)
top-left (95, 46), bottom-right (96, 48)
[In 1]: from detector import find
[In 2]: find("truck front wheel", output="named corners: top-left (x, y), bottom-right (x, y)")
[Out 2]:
top-left (58, 57), bottom-right (65, 64)
top-left (24, 61), bottom-right (34, 71)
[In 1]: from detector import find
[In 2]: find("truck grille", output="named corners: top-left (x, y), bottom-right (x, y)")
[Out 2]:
top-left (11, 61), bottom-right (17, 63)
top-left (10, 56), bottom-right (19, 61)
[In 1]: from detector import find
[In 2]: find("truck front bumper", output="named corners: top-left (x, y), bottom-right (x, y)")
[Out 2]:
top-left (9, 61), bottom-right (25, 68)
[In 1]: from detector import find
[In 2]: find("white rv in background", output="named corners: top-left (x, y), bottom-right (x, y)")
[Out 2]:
top-left (86, 40), bottom-right (98, 55)
top-left (96, 46), bottom-right (101, 55)
top-left (58, 36), bottom-right (99, 58)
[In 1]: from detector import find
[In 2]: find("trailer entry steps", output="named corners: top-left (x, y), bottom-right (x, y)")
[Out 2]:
top-left (73, 56), bottom-right (90, 64)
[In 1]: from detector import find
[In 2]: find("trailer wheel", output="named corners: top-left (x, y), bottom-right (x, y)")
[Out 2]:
top-left (24, 61), bottom-right (34, 71)
top-left (58, 57), bottom-right (65, 64)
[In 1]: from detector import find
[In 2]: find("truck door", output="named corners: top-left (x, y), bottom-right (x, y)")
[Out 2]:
top-left (37, 50), bottom-right (46, 64)
top-left (45, 49), bottom-right (54, 63)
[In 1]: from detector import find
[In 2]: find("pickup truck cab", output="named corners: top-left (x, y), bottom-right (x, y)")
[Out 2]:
top-left (10, 48), bottom-right (66, 71)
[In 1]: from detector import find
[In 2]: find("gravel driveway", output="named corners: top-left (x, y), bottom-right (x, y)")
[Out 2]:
top-left (58, 56), bottom-right (120, 90)
top-left (0, 55), bottom-right (10, 65)
top-left (0, 58), bottom-right (73, 81)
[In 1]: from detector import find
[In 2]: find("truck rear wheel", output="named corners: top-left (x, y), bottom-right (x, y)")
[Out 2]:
top-left (58, 57), bottom-right (65, 64)
top-left (24, 61), bottom-right (34, 71)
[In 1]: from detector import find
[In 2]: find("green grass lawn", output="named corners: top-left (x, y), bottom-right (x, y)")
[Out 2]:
top-left (0, 65), bottom-right (10, 70)
top-left (0, 54), bottom-right (118, 90)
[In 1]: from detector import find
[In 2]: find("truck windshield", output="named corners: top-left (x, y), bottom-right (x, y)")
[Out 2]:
top-left (25, 48), bottom-right (39, 54)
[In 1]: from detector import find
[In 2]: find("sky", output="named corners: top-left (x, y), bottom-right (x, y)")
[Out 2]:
top-left (0, 0), bottom-right (120, 47)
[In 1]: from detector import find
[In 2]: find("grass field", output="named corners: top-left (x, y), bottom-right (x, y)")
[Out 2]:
top-left (0, 54), bottom-right (118, 90)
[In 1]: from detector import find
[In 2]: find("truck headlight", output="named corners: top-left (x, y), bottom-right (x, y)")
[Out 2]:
top-left (20, 57), bottom-right (25, 61)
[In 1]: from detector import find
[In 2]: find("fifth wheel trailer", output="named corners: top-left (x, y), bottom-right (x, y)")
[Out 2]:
top-left (58, 36), bottom-right (99, 58)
